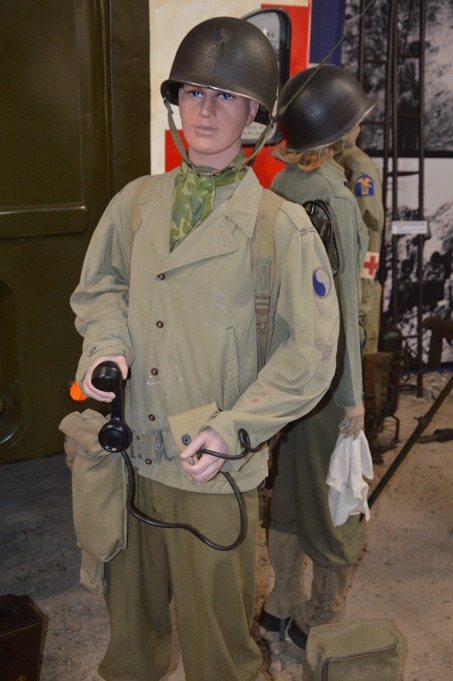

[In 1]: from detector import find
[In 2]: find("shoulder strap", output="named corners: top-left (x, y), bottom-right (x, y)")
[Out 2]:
top-left (252, 188), bottom-right (284, 370)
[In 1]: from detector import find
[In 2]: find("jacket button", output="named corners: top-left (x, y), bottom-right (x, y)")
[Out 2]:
top-left (145, 459), bottom-right (152, 465)
top-left (157, 273), bottom-right (166, 280)
top-left (181, 434), bottom-right (191, 445)
top-left (148, 414), bottom-right (155, 421)
top-left (151, 368), bottom-right (159, 376)
top-left (156, 321), bottom-right (164, 328)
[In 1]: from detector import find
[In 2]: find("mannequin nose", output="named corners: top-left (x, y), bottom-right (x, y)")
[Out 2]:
top-left (200, 94), bottom-right (216, 118)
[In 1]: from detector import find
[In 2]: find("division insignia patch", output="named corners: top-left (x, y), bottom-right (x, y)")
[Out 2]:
top-left (313, 268), bottom-right (331, 298)
top-left (355, 174), bottom-right (374, 197)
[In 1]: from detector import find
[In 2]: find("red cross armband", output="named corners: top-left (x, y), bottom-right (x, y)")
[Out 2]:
top-left (360, 251), bottom-right (380, 279)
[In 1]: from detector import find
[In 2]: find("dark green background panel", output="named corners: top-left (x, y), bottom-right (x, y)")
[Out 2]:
top-left (0, 0), bottom-right (150, 464)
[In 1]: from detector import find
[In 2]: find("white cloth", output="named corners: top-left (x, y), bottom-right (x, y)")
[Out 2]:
top-left (326, 431), bottom-right (374, 526)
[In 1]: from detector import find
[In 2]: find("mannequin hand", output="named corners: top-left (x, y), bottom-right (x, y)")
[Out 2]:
top-left (338, 402), bottom-right (365, 440)
top-left (82, 355), bottom-right (129, 402)
top-left (180, 427), bottom-right (227, 482)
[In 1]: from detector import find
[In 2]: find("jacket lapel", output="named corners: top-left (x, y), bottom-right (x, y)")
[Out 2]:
top-left (138, 167), bottom-right (263, 272)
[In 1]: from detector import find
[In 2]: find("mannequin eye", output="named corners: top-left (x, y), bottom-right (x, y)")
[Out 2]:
top-left (181, 86), bottom-right (203, 98)
top-left (218, 92), bottom-right (234, 101)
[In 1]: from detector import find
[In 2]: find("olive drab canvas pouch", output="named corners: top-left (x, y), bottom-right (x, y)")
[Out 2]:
top-left (303, 619), bottom-right (402, 681)
top-left (167, 402), bottom-right (219, 453)
top-left (59, 409), bottom-right (128, 594)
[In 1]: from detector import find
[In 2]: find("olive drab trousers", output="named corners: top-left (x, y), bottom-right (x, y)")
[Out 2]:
top-left (98, 474), bottom-right (265, 681)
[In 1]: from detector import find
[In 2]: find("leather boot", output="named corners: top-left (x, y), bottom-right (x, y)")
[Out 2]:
top-left (288, 563), bottom-right (353, 649)
top-left (260, 529), bottom-right (305, 637)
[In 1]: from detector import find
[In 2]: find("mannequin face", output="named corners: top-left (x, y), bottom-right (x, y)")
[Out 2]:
top-left (178, 84), bottom-right (259, 169)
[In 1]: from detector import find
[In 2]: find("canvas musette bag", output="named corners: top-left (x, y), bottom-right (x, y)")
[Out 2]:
top-left (303, 619), bottom-right (402, 681)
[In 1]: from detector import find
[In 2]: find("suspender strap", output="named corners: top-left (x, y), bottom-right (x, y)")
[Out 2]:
top-left (252, 188), bottom-right (284, 371)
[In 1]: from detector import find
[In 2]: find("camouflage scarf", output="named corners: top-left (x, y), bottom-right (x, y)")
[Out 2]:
top-left (170, 151), bottom-right (246, 251)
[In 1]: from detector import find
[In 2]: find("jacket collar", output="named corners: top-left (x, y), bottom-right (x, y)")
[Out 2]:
top-left (326, 157), bottom-right (348, 184)
top-left (137, 166), bottom-right (263, 268)
top-left (221, 167), bottom-right (263, 238)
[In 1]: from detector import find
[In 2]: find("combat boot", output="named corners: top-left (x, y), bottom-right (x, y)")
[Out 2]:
top-left (259, 529), bottom-right (305, 638)
top-left (288, 563), bottom-right (353, 649)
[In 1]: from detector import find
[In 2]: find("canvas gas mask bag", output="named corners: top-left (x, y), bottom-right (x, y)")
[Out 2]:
top-left (60, 408), bottom-right (128, 594)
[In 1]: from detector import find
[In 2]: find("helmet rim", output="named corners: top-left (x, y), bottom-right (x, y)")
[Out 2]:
top-left (161, 17), bottom-right (278, 126)
top-left (278, 65), bottom-right (378, 151)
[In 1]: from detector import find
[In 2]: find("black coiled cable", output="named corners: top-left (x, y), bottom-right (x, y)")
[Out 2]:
top-left (92, 360), bottom-right (266, 551)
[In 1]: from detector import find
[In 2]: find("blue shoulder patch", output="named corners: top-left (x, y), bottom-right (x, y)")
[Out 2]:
top-left (355, 174), bottom-right (374, 197)
top-left (313, 268), bottom-right (332, 298)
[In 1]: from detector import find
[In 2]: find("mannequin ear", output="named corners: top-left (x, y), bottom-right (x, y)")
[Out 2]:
top-left (246, 99), bottom-right (260, 126)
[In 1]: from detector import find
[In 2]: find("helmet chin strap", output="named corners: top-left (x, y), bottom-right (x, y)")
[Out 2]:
top-left (164, 98), bottom-right (274, 176)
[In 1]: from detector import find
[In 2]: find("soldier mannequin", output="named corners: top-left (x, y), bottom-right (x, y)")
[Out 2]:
top-left (70, 18), bottom-right (339, 681)
top-left (337, 124), bottom-right (385, 355)
top-left (259, 65), bottom-right (375, 649)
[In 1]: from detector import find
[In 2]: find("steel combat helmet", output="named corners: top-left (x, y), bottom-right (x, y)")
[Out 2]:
top-left (161, 17), bottom-right (278, 125)
top-left (278, 64), bottom-right (378, 150)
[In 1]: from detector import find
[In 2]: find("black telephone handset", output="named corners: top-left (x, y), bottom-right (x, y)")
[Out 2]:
top-left (91, 360), bottom-right (132, 453)
top-left (91, 360), bottom-right (247, 551)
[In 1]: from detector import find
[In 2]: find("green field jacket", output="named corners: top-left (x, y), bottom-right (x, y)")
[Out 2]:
top-left (71, 167), bottom-right (340, 493)
top-left (271, 160), bottom-right (368, 409)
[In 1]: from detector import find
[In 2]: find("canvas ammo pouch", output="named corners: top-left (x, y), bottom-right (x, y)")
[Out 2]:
top-left (303, 619), bottom-right (402, 681)
top-left (59, 409), bottom-right (128, 594)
